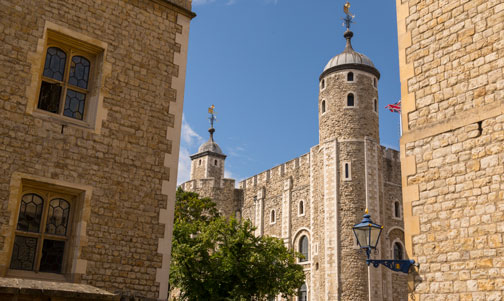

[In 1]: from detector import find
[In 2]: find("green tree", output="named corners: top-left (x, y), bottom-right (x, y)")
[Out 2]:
top-left (170, 188), bottom-right (305, 301)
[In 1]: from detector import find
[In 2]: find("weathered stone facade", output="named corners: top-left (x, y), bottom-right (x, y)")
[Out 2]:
top-left (396, 0), bottom-right (504, 300)
top-left (0, 0), bottom-right (194, 299)
top-left (182, 29), bottom-right (407, 300)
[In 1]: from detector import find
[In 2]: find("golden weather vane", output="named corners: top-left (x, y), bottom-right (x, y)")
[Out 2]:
top-left (208, 104), bottom-right (217, 129)
top-left (342, 1), bottom-right (355, 30)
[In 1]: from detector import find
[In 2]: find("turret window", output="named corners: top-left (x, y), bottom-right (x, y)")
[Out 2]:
top-left (374, 99), bottom-right (378, 112)
top-left (321, 100), bottom-right (326, 114)
top-left (346, 93), bottom-right (355, 107)
top-left (320, 79), bottom-right (325, 90)
top-left (214, 159), bottom-right (218, 166)
top-left (373, 78), bottom-right (377, 88)
top-left (270, 210), bottom-right (276, 224)
top-left (347, 72), bottom-right (354, 82)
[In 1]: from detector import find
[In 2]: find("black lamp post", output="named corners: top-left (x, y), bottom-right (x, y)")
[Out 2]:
top-left (352, 211), bottom-right (417, 274)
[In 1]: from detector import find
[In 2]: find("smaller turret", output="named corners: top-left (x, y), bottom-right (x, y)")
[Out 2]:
top-left (189, 105), bottom-right (226, 181)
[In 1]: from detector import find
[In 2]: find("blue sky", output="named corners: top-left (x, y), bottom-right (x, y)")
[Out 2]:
top-left (178, 0), bottom-right (401, 184)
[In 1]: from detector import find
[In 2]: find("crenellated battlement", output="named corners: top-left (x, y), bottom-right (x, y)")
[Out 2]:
top-left (181, 178), bottom-right (236, 191)
top-left (381, 146), bottom-right (400, 162)
top-left (239, 152), bottom-right (310, 189)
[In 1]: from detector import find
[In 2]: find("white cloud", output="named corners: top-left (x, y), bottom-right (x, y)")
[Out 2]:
top-left (177, 116), bottom-right (204, 185)
top-left (181, 115), bottom-right (203, 145)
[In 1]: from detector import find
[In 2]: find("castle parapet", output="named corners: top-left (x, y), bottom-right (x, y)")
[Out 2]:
top-left (181, 178), bottom-right (236, 191)
top-left (239, 152), bottom-right (310, 189)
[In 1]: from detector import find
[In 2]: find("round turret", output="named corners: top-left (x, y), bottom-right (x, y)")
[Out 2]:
top-left (318, 30), bottom-right (380, 144)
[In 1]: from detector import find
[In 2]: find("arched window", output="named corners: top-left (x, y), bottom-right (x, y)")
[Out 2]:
top-left (321, 79), bottom-right (325, 89)
top-left (321, 100), bottom-right (326, 114)
top-left (270, 210), bottom-right (276, 224)
top-left (347, 93), bottom-right (355, 107)
top-left (299, 235), bottom-right (309, 262)
top-left (298, 283), bottom-right (307, 301)
top-left (374, 99), bottom-right (378, 112)
top-left (393, 242), bottom-right (403, 260)
top-left (299, 200), bottom-right (304, 216)
top-left (394, 201), bottom-right (401, 218)
top-left (347, 72), bottom-right (354, 81)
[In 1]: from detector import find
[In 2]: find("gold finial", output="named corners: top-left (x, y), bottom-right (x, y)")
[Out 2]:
top-left (365, 208), bottom-right (368, 214)
top-left (208, 104), bottom-right (215, 115)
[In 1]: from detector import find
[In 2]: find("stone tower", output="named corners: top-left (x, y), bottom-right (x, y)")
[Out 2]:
top-left (182, 121), bottom-right (242, 218)
top-left (190, 127), bottom-right (227, 181)
top-left (317, 27), bottom-right (384, 300)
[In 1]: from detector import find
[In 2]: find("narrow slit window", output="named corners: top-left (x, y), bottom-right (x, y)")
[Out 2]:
top-left (374, 78), bottom-right (377, 88)
top-left (321, 100), bottom-right (326, 114)
top-left (214, 159), bottom-right (218, 166)
top-left (299, 201), bottom-right (304, 216)
top-left (374, 99), bottom-right (378, 112)
top-left (270, 210), bottom-right (276, 224)
top-left (394, 201), bottom-right (401, 218)
top-left (321, 79), bottom-right (325, 89)
top-left (347, 93), bottom-right (355, 107)
top-left (344, 162), bottom-right (351, 180)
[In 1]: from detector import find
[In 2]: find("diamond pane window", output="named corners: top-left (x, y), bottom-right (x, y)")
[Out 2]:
top-left (43, 47), bottom-right (66, 81)
top-left (46, 199), bottom-right (70, 236)
top-left (16, 193), bottom-right (44, 233)
top-left (68, 56), bottom-right (90, 89)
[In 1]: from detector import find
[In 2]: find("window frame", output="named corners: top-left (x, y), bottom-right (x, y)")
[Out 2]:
top-left (298, 235), bottom-right (309, 263)
top-left (270, 209), bottom-right (276, 224)
top-left (345, 92), bottom-right (357, 108)
top-left (347, 71), bottom-right (354, 82)
top-left (37, 40), bottom-right (95, 124)
top-left (298, 200), bottom-right (305, 217)
top-left (393, 201), bottom-right (402, 219)
top-left (9, 187), bottom-right (75, 277)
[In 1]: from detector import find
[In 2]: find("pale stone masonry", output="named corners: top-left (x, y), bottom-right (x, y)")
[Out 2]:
top-left (182, 28), bottom-right (408, 300)
top-left (396, 0), bottom-right (504, 300)
top-left (0, 0), bottom-right (194, 300)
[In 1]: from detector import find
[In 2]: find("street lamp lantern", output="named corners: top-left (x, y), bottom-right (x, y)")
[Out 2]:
top-left (353, 210), bottom-right (417, 274)
top-left (352, 211), bottom-right (383, 251)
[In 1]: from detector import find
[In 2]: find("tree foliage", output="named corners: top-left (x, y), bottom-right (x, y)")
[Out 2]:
top-left (170, 188), bottom-right (305, 300)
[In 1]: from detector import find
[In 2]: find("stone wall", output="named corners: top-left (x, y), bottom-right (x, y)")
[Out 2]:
top-left (0, 0), bottom-right (193, 299)
top-left (397, 0), bottom-right (504, 299)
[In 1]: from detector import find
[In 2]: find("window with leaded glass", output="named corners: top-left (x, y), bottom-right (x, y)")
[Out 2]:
top-left (38, 45), bottom-right (92, 121)
top-left (10, 192), bottom-right (72, 274)
top-left (299, 235), bottom-right (309, 262)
